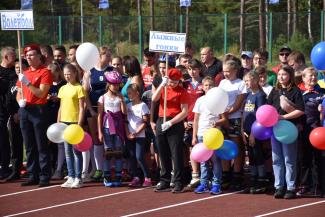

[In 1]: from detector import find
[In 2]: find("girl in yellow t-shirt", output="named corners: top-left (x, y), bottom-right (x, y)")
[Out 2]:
top-left (58, 64), bottom-right (85, 189)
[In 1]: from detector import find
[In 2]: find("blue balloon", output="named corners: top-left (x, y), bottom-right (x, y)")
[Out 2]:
top-left (311, 41), bottom-right (325, 70)
top-left (272, 120), bottom-right (298, 144)
top-left (251, 121), bottom-right (273, 140)
top-left (215, 140), bottom-right (238, 160)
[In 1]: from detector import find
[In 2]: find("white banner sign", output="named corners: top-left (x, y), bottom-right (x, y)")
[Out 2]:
top-left (149, 31), bottom-right (186, 54)
top-left (1, 10), bottom-right (34, 30)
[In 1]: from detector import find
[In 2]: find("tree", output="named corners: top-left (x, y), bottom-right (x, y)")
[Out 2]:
top-left (240, 0), bottom-right (245, 52)
top-left (259, 0), bottom-right (266, 49)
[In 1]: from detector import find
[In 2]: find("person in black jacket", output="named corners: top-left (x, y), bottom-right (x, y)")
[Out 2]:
top-left (0, 46), bottom-right (16, 180)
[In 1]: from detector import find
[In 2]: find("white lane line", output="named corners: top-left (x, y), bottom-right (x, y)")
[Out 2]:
top-left (255, 200), bottom-right (325, 217)
top-left (0, 185), bottom-right (60, 198)
top-left (121, 191), bottom-right (242, 217)
top-left (4, 188), bottom-right (147, 217)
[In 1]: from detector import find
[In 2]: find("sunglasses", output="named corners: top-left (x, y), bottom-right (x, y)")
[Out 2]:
top-left (279, 53), bottom-right (290, 57)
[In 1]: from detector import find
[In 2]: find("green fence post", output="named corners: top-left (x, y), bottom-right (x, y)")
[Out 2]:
top-left (179, 15), bottom-right (183, 33)
top-left (99, 16), bottom-right (103, 46)
top-left (268, 12), bottom-right (273, 63)
top-left (58, 16), bottom-right (62, 45)
top-left (321, 11), bottom-right (324, 41)
top-left (138, 15), bottom-right (143, 63)
top-left (21, 31), bottom-right (25, 47)
top-left (224, 13), bottom-right (228, 54)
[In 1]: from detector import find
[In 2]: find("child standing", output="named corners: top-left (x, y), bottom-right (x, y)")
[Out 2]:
top-left (192, 76), bottom-right (228, 194)
top-left (267, 65), bottom-right (304, 199)
top-left (218, 60), bottom-right (246, 190)
top-left (241, 71), bottom-right (268, 194)
top-left (48, 62), bottom-right (66, 180)
top-left (255, 66), bottom-right (273, 98)
top-left (58, 64), bottom-right (85, 188)
top-left (126, 84), bottom-right (151, 187)
top-left (98, 71), bottom-right (127, 187)
top-left (183, 59), bottom-right (204, 189)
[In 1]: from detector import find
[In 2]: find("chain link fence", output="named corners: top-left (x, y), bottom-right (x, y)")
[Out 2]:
top-left (1, 12), bottom-right (323, 63)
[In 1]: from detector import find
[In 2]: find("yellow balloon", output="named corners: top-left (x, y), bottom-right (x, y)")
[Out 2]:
top-left (203, 128), bottom-right (224, 150)
top-left (63, 124), bottom-right (84, 145)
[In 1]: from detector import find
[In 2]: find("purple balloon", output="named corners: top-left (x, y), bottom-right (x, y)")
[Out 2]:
top-left (251, 121), bottom-right (273, 140)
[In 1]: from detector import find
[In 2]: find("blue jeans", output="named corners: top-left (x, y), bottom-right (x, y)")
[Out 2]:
top-left (271, 137), bottom-right (297, 191)
top-left (198, 136), bottom-right (222, 185)
top-left (64, 142), bottom-right (82, 179)
top-left (103, 128), bottom-right (122, 174)
top-left (126, 137), bottom-right (149, 178)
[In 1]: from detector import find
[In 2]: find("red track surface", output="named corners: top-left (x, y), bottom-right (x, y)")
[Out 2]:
top-left (0, 179), bottom-right (324, 217)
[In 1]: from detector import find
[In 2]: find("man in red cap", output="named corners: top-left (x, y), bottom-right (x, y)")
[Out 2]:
top-left (16, 44), bottom-right (53, 187)
top-left (152, 68), bottom-right (188, 193)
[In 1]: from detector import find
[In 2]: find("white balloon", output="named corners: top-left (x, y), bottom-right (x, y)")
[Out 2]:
top-left (205, 87), bottom-right (229, 115)
top-left (76, 42), bottom-right (100, 71)
top-left (47, 123), bottom-right (68, 143)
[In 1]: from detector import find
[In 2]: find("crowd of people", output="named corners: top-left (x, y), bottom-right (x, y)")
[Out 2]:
top-left (0, 41), bottom-right (324, 199)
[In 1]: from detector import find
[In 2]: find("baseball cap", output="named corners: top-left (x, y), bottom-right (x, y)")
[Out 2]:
top-left (168, 68), bottom-right (182, 81)
top-left (24, 44), bottom-right (41, 56)
top-left (241, 51), bottom-right (253, 59)
top-left (279, 46), bottom-right (292, 53)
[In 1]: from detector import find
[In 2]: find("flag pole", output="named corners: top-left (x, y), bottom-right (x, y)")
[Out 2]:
top-left (17, 30), bottom-right (24, 99)
top-left (80, 0), bottom-right (84, 43)
top-left (163, 53), bottom-right (168, 123)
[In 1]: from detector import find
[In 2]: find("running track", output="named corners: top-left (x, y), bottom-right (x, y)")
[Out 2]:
top-left (0, 179), bottom-right (324, 217)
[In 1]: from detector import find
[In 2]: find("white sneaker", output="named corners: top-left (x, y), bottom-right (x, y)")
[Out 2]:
top-left (61, 177), bottom-right (75, 188)
top-left (71, 178), bottom-right (83, 188)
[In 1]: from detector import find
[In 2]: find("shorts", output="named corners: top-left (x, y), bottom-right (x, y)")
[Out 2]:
top-left (225, 118), bottom-right (242, 137)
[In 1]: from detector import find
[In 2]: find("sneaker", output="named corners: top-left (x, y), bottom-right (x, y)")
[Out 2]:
top-left (172, 183), bottom-right (184, 194)
top-left (274, 187), bottom-right (285, 199)
top-left (112, 179), bottom-right (122, 187)
top-left (121, 169), bottom-right (132, 182)
top-left (284, 190), bottom-right (296, 199)
top-left (21, 179), bottom-right (39, 187)
top-left (128, 177), bottom-right (141, 187)
top-left (61, 177), bottom-right (75, 188)
top-left (71, 178), bottom-right (83, 188)
top-left (210, 184), bottom-right (222, 195)
top-left (103, 177), bottom-right (113, 187)
top-left (142, 178), bottom-right (152, 187)
top-left (155, 181), bottom-right (171, 192)
top-left (5, 172), bottom-right (20, 182)
top-left (81, 172), bottom-right (92, 183)
top-left (194, 184), bottom-right (210, 194)
top-left (187, 177), bottom-right (200, 189)
top-left (51, 170), bottom-right (63, 180)
top-left (91, 170), bottom-right (103, 182)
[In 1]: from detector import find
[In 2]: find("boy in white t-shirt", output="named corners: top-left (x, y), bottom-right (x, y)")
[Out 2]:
top-left (125, 83), bottom-right (152, 187)
top-left (192, 76), bottom-right (228, 194)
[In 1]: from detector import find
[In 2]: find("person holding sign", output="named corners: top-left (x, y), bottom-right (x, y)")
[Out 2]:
top-left (16, 44), bottom-right (53, 187)
top-left (152, 68), bottom-right (189, 193)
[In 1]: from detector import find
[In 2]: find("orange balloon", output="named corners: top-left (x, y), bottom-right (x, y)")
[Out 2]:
top-left (309, 127), bottom-right (325, 150)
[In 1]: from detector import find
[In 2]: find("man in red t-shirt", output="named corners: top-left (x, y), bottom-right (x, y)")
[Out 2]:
top-left (272, 46), bottom-right (292, 74)
top-left (17, 44), bottom-right (53, 187)
top-left (152, 68), bottom-right (188, 193)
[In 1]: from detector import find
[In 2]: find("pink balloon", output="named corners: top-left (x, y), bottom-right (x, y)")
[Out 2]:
top-left (190, 143), bottom-right (214, 163)
top-left (256, 105), bottom-right (279, 127)
top-left (74, 132), bottom-right (93, 152)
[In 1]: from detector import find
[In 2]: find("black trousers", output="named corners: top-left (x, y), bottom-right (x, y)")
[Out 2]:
top-left (8, 115), bottom-right (23, 174)
top-left (0, 118), bottom-right (10, 174)
top-left (19, 105), bottom-right (51, 182)
top-left (299, 125), bottom-right (324, 189)
top-left (156, 118), bottom-right (184, 184)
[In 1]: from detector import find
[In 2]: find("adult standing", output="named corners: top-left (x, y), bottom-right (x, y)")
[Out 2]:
top-left (17, 44), bottom-right (53, 187)
top-left (40, 45), bottom-right (54, 67)
top-left (287, 51), bottom-right (307, 85)
top-left (0, 47), bottom-right (16, 180)
top-left (68, 45), bottom-right (79, 63)
top-left (200, 47), bottom-right (222, 80)
top-left (272, 46), bottom-right (292, 74)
